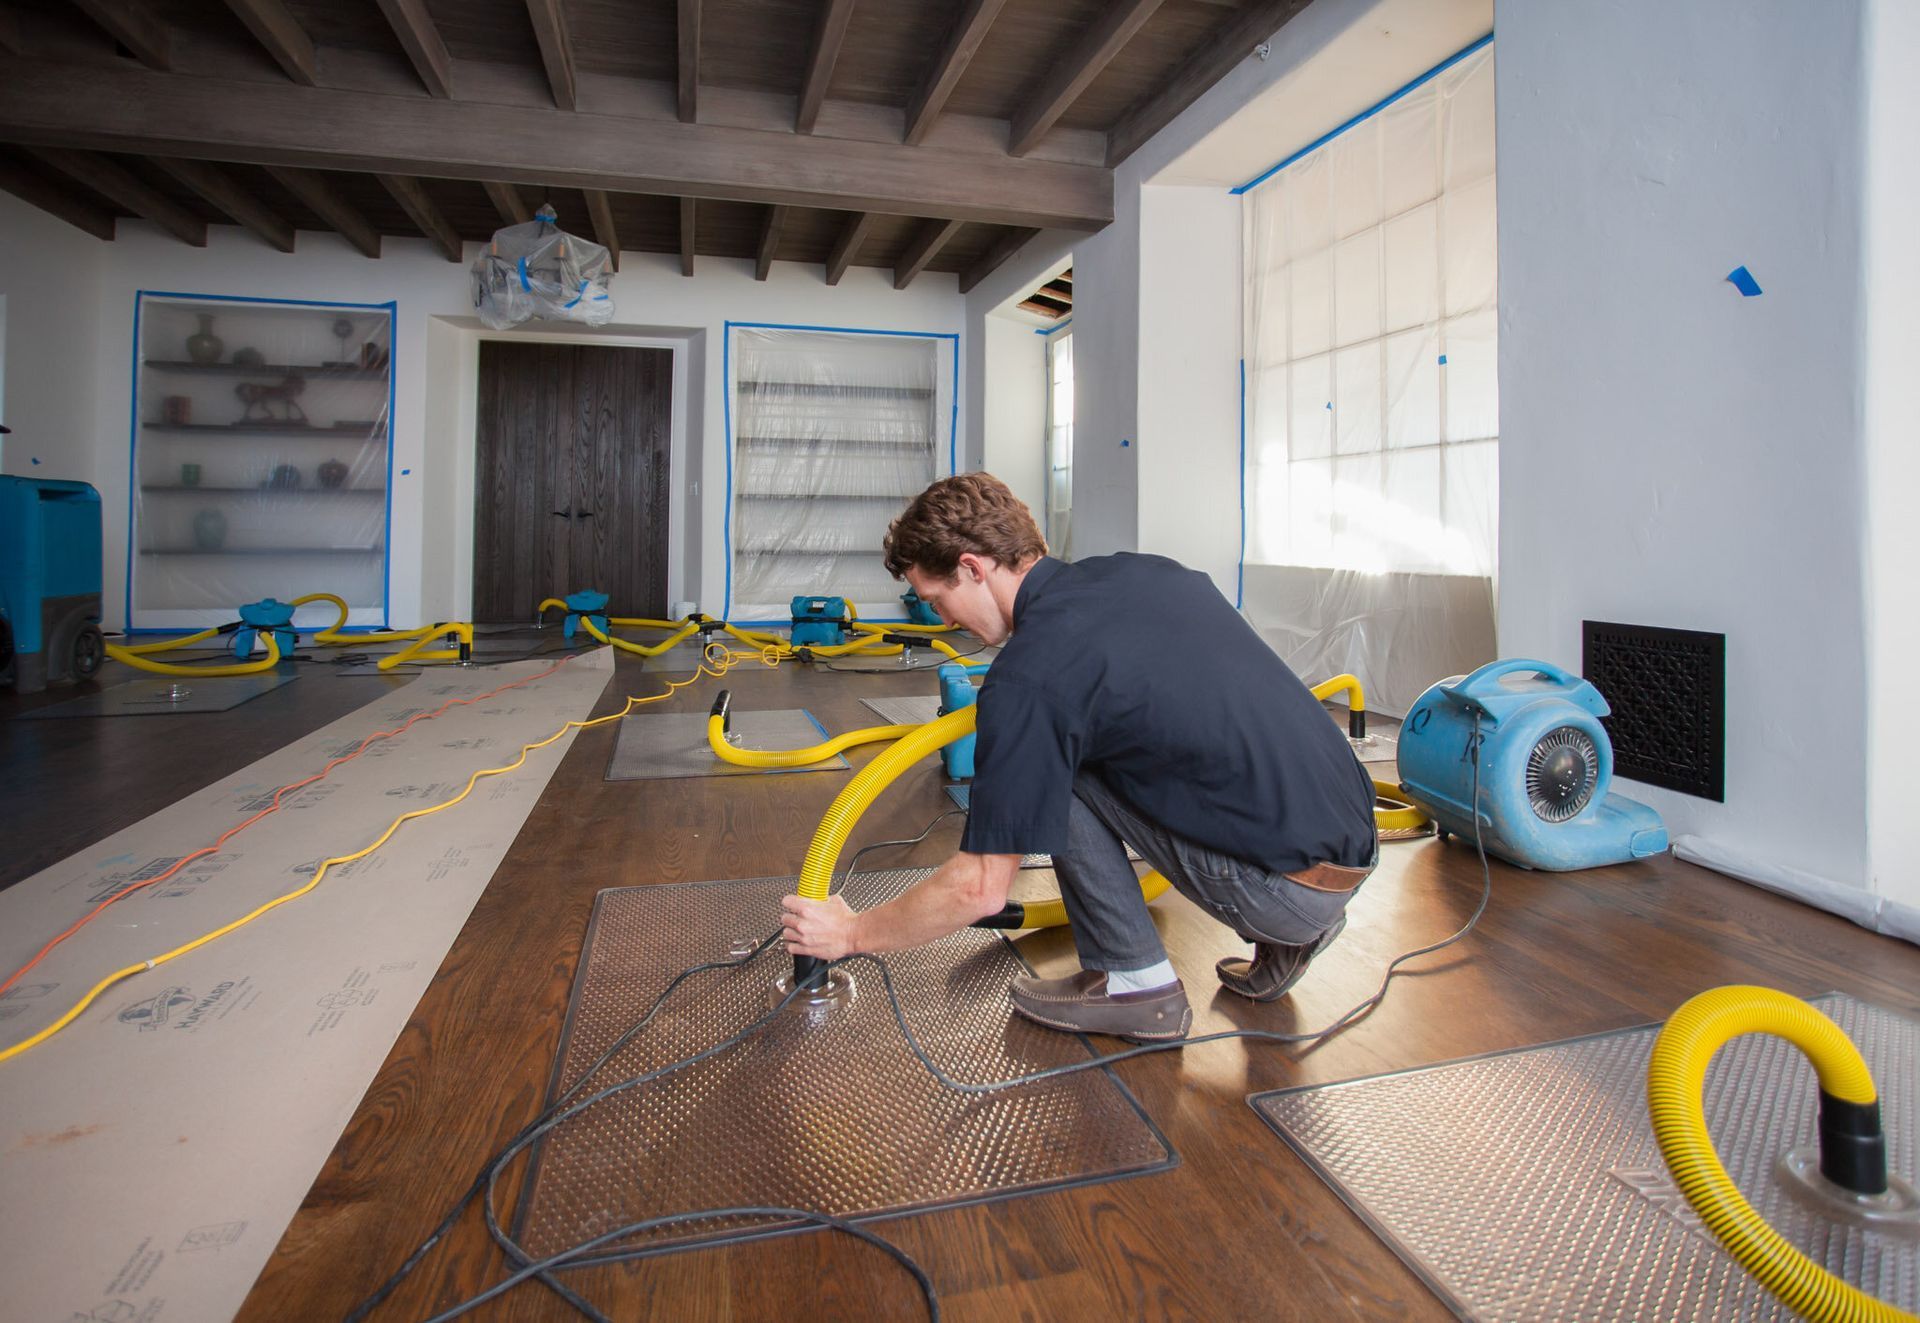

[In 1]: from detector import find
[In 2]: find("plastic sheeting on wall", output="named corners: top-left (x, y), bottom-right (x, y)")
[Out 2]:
top-left (130, 295), bottom-right (393, 630)
top-left (470, 204), bottom-right (614, 330)
top-left (1240, 41), bottom-right (1498, 699)
top-left (728, 328), bottom-right (942, 619)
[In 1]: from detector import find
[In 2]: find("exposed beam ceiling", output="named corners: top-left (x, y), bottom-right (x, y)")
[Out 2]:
top-left (959, 226), bottom-right (1038, 294)
top-left (795, 0), bottom-right (857, 135)
top-left (29, 148), bottom-right (205, 246)
top-left (904, 0), bottom-right (1007, 147)
top-left (483, 179), bottom-right (532, 226)
top-left (679, 197), bottom-right (695, 276)
top-left (524, 0), bottom-right (577, 112)
top-left (584, 188), bottom-right (619, 271)
top-left (677, 0), bottom-right (700, 124)
top-left (71, 0), bottom-right (173, 72)
top-left (0, 11), bottom-right (22, 58)
top-left (1009, 0), bottom-right (1163, 157)
top-left (0, 62), bottom-right (1113, 230)
top-left (755, 204), bottom-right (786, 281)
top-left (0, 155), bottom-right (116, 240)
top-left (376, 172), bottom-right (463, 261)
top-left (825, 211), bottom-right (874, 286)
top-left (374, 0), bottom-right (454, 100)
top-left (894, 218), bottom-right (964, 290)
top-left (265, 165), bottom-right (380, 258)
top-left (154, 157), bottom-right (295, 253)
top-left (221, 0), bottom-right (318, 87)
top-left (1107, 0), bottom-right (1313, 167)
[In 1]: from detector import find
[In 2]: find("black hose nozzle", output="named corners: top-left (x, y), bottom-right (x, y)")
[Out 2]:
top-left (1349, 708), bottom-right (1367, 740)
top-left (710, 689), bottom-right (732, 735)
top-left (1818, 1091), bottom-right (1889, 1195)
top-left (792, 954), bottom-right (827, 990)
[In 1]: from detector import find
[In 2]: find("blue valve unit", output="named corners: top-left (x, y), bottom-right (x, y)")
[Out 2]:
top-left (1396, 658), bottom-right (1668, 871)
top-left (560, 589), bottom-right (610, 643)
top-left (234, 597), bottom-right (298, 659)
top-left (789, 596), bottom-right (851, 648)
top-left (900, 588), bottom-right (942, 627)
top-left (937, 662), bottom-right (979, 780)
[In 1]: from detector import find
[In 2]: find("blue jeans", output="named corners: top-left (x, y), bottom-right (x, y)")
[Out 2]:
top-left (1050, 771), bottom-right (1374, 972)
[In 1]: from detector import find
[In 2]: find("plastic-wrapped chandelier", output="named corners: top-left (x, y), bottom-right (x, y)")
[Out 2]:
top-left (470, 202), bottom-right (614, 329)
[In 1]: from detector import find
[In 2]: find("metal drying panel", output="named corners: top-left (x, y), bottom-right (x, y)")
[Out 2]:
top-left (605, 709), bottom-right (848, 780)
top-left (1251, 993), bottom-right (1918, 1320)
top-left (514, 868), bottom-right (1175, 1261)
top-left (328, 638), bottom-right (553, 675)
top-left (17, 670), bottom-right (300, 717)
top-left (861, 694), bottom-right (941, 727)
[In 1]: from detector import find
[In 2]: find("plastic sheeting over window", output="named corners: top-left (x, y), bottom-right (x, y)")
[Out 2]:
top-left (1240, 41), bottom-right (1498, 710)
top-left (727, 327), bottom-right (951, 620)
top-left (130, 295), bottom-right (393, 631)
top-left (1046, 329), bottom-right (1075, 559)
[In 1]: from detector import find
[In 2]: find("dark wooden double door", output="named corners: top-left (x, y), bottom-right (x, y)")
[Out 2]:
top-left (474, 342), bottom-right (672, 622)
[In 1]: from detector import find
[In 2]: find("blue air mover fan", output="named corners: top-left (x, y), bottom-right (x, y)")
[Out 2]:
top-left (1397, 659), bottom-right (1668, 871)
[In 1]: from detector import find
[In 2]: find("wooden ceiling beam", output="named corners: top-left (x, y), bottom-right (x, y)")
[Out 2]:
top-left (0, 62), bottom-right (1114, 230)
top-left (958, 225), bottom-right (1038, 294)
top-left (1008, 0), bottom-right (1163, 156)
top-left (679, 197), bottom-right (695, 276)
top-left (28, 148), bottom-right (205, 245)
top-left (265, 166), bottom-right (381, 258)
top-left (376, 172), bottom-right (463, 261)
top-left (1107, 0), bottom-right (1312, 167)
top-left (0, 10), bottom-right (23, 58)
top-left (524, 0), bottom-right (577, 112)
top-left (374, 0), bottom-right (454, 99)
top-left (904, 0), bottom-right (1007, 147)
top-left (0, 155), bottom-right (117, 240)
top-left (483, 179), bottom-right (532, 225)
top-left (795, 0), bottom-right (857, 135)
top-left (824, 211), bottom-right (873, 286)
top-left (755, 204), bottom-right (786, 281)
top-left (677, 0), bottom-right (700, 124)
top-left (220, 0), bottom-right (318, 86)
top-left (894, 217), bottom-right (963, 290)
top-left (584, 188), bottom-right (620, 271)
top-left (72, 0), bottom-right (173, 71)
top-left (153, 157), bottom-right (295, 252)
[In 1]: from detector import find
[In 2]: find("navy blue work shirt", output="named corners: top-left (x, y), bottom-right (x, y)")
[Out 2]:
top-left (958, 554), bottom-right (1377, 872)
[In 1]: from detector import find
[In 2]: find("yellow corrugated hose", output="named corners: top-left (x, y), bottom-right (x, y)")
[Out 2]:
top-left (1647, 986), bottom-right (1914, 1323)
top-left (581, 616), bottom-right (702, 657)
top-left (707, 704), bottom-right (920, 769)
top-left (291, 591), bottom-right (443, 646)
top-left (377, 622), bottom-right (477, 671)
top-left (104, 629), bottom-right (283, 676)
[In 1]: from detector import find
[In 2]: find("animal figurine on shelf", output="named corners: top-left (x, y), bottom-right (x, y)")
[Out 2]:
top-left (234, 375), bottom-right (309, 425)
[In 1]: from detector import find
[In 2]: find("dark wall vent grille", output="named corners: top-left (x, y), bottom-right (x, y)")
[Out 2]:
top-left (1582, 621), bottom-right (1725, 802)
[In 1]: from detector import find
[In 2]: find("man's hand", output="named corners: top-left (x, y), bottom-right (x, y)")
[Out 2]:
top-left (781, 893), bottom-right (860, 960)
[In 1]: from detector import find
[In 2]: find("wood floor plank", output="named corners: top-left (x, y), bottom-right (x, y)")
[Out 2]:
top-left (7, 644), bottom-right (1916, 1320)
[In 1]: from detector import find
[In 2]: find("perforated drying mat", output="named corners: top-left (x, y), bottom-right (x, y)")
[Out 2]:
top-left (17, 670), bottom-right (299, 716)
top-left (513, 868), bottom-right (1174, 1262)
top-left (1251, 993), bottom-right (1918, 1320)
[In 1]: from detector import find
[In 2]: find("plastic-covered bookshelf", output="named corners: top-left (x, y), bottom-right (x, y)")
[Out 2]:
top-left (129, 294), bottom-right (394, 631)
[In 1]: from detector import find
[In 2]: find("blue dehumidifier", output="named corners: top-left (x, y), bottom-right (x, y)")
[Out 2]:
top-left (1397, 658), bottom-right (1668, 871)
top-left (789, 596), bottom-right (851, 648)
top-left (0, 475), bottom-right (104, 693)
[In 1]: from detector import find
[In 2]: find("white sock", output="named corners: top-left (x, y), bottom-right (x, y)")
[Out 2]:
top-left (1105, 959), bottom-right (1177, 994)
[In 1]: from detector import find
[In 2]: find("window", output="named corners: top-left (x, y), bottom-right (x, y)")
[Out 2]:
top-left (1242, 42), bottom-right (1496, 579)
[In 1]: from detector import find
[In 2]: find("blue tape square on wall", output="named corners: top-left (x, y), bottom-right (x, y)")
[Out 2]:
top-left (1727, 265), bottom-right (1763, 297)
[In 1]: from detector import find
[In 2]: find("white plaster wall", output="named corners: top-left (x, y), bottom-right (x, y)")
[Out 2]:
top-left (1067, 184), bottom-right (1142, 557)
top-left (1137, 184), bottom-right (1241, 597)
top-left (1494, 0), bottom-right (1873, 891)
top-left (1864, 0), bottom-right (1920, 915)
top-left (981, 313), bottom-right (1047, 523)
top-left (0, 194), bottom-right (962, 627)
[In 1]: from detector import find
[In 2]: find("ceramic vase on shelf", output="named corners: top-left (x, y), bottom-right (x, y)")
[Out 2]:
top-left (192, 508), bottom-right (228, 551)
top-left (317, 459), bottom-right (349, 489)
top-left (186, 314), bottom-right (224, 365)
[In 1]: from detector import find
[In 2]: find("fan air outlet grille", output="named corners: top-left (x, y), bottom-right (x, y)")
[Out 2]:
top-left (1527, 726), bottom-right (1598, 822)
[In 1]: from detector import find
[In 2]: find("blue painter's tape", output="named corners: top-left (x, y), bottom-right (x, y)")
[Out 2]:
top-left (1438, 354), bottom-right (1448, 366)
top-left (1325, 401), bottom-right (1333, 410)
top-left (401, 468), bottom-right (412, 476)
top-left (1120, 438), bottom-right (1130, 448)
top-left (31, 457), bottom-right (39, 465)
top-left (1727, 265), bottom-right (1763, 297)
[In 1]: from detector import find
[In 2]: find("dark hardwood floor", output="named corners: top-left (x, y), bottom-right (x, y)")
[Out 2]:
top-left (6, 646), bottom-right (1917, 1321)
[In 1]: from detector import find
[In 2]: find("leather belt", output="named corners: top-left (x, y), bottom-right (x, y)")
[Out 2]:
top-left (1281, 859), bottom-right (1372, 894)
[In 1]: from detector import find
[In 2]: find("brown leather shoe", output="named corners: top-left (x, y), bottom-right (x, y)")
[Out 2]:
top-left (1215, 915), bottom-right (1347, 1002)
top-left (1009, 970), bottom-right (1191, 1043)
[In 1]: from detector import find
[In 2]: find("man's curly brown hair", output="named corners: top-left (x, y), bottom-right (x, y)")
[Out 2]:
top-left (882, 473), bottom-right (1048, 580)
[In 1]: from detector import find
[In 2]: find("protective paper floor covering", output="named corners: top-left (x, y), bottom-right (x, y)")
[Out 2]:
top-left (514, 869), bottom-right (1174, 1261)
top-left (1250, 993), bottom-right (1918, 1320)
top-left (0, 647), bottom-right (615, 1323)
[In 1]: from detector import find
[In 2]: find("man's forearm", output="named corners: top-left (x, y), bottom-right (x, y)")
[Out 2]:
top-left (849, 852), bottom-right (1016, 954)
